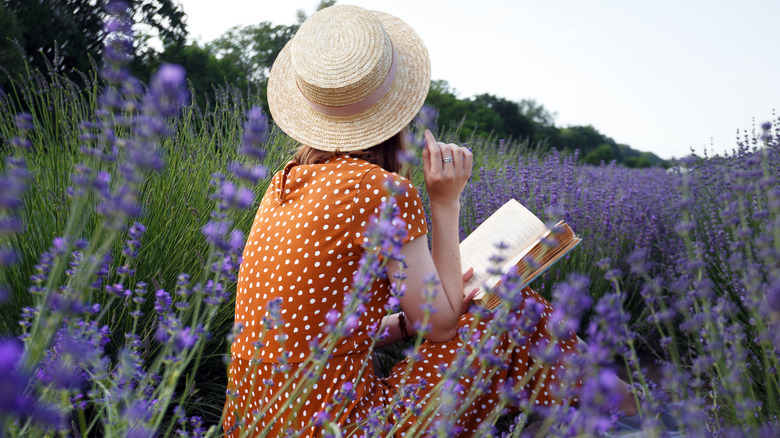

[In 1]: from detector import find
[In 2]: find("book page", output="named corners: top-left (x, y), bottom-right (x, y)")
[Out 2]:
top-left (475, 222), bottom-right (581, 311)
top-left (503, 222), bottom-right (579, 285)
top-left (460, 199), bottom-right (547, 294)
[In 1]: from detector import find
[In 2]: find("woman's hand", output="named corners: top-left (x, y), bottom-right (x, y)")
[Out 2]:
top-left (389, 130), bottom-right (474, 342)
top-left (461, 267), bottom-right (480, 314)
top-left (422, 129), bottom-right (473, 207)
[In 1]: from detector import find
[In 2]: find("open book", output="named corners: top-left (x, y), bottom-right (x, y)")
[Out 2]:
top-left (460, 199), bottom-right (581, 311)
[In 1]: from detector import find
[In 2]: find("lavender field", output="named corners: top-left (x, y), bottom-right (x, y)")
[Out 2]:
top-left (1, 7), bottom-right (780, 437)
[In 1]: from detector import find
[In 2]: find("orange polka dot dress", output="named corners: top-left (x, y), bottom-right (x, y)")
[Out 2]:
top-left (223, 155), bottom-right (579, 437)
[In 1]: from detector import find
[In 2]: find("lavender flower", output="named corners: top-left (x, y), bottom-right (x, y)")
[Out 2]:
top-left (145, 63), bottom-right (189, 117)
top-left (122, 221), bottom-right (146, 258)
top-left (238, 106), bottom-right (269, 160)
top-left (0, 338), bottom-right (63, 429)
top-left (0, 157), bottom-right (30, 211)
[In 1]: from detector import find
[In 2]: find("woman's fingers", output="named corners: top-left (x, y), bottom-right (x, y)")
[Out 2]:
top-left (424, 129), bottom-right (471, 175)
top-left (460, 267), bottom-right (478, 314)
top-left (462, 286), bottom-right (480, 314)
top-left (461, 146), bottom-right (473, 176)
top-left (423, 129), bottom-right (472, 205)
top-left (422, 134), bottom-right (431, 175)
top-left (462, 266), bottom-right (474, 283)
top-left (424, 130), bottom-right (441, 168)
top-left (449, 142), bottom-right (464, 172)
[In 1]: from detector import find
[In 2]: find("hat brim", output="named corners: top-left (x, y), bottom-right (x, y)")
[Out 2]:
top-left (267, 10), bottom-right (431, 152)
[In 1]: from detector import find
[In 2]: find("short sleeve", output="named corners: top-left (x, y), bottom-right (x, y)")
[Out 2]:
top-left (352, 166), bottom-right (428, 248)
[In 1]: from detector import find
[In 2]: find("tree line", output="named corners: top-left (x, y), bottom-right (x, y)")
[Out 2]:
top-left (0, 0), bottom-right (666, 168)
top-left (425, 81), bottom-right (667, 168)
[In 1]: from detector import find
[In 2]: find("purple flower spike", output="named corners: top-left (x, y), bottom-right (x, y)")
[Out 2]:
top-left (105, 17), bottom-right (132, 34)
top-left (211, 176), bottom-right (256, 211)
top-left (51, 237), bottom-right (69, 255)
top-left (202, 220), bottom-right (230, 250)
top-left (760, 121), bottom-right (773, 142)
top-left (550, 274), bottom-right (592, 339)
top-left (126, 142), bottom-right (164, 172)
top-left (14, 113), bottom-right (34, 132)
top-left (173, 327), bottom-right (198, 352)
top-left (104, 0), bottom-right (130, 15)
top-left (0, 217), bottom-right (23, 236)
top-left (146, 63), bottom-right (189, 117)
top-left (239, 107), bottom-right (269, 161)
top-left (228, 162), bottom-right (267, 185)
top-left (0, 248), bottom-right (19, 266)
top-left (0, 338), bottom-right (23, 373)
top-left (767, 281), bottom-right (780, 312)
top-left (0, 157), bottom-right (30, 210)
top-left (325, 309), bottom-right (340, 331)
top-left (344, 315), bottom-right (360, 332)
top-left (234, 188), bottom-right (254, 209)
top-left (0, 338), bottom-right (63, 428)
top-left (227, 230), bottom-right (245, 254)
top-left (414, 105), bottom-right (438, 132)
top-left (122, 221), bottom-right (146, 259)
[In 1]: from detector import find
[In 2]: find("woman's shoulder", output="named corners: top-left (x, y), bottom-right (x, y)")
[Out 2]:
top-left (274, 154), bottom-right (418, 201)
top-left (344, 157), bottom-right (416, 195)
top-left (320, 155), bottom-right (413, 186)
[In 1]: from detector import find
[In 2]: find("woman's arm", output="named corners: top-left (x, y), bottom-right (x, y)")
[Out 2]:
top-left (374, 312), bottom-right (414, 348)
top-left (375, 267), bottom-right (477, 347)
top-left (385, 130), bottom-right (475, 342)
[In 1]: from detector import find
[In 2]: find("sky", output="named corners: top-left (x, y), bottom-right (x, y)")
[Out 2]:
top-left (177, 0), bottom-right (780, 159)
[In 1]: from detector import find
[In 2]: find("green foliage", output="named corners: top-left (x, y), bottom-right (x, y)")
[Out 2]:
top-left (517, 98), bottom-right (557, 127)
top-left (424, 81), bottom-right (535, 145)
top-left (0, 3), bottom-right (25, 81)
top-left (132, 41), bottom-right (250, 109)
top-left (206, 22), bottom-right (297, 110)
top-left (1, 0), bottom-right (104, 79)
top-left (0, 0), bottom-right (186, 87)
top-left (472, 93), bottom-right (536, 140)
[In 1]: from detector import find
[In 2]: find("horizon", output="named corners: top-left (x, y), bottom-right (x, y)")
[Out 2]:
top-left (177, 0), bottom-right (780, 160)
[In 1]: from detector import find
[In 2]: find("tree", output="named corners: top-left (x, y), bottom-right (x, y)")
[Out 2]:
top-left (518, 98), bottom-right (557, 127)
top-left (208, 3), bottom-right (336, 85)
top-left (0, 0), bottom-right (186, 84)
top-left (2, 0), bottom-right (105, 77)
top-left (203, 2), bottom-right (334, 107)
top-left (207, 22), bottom-right (297, 87)
top-left (583, 143), bottom-right (616, 165)
top-left (0, 3), bottom-right (25, 81)
top-left (558, 125), bottom-right (612, 157)
top-left (134, 40), bottom-right (250, 109)
top-left (424, 80), bottom-right (472, 134)
top-left (425, 84), bottom-right (536, 141)
top-left (472, 93), bottom-right (535, 140)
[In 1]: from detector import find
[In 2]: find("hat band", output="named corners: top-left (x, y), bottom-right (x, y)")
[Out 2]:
top-left (297, 44), bottom-right (398, 117)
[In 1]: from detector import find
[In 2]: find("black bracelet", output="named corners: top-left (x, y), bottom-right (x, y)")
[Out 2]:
top-left (398, 312), bottom-right (411, 341)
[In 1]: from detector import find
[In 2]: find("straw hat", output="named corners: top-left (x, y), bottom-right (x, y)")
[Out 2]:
top-left (267, 5), bottom-right (431, 152)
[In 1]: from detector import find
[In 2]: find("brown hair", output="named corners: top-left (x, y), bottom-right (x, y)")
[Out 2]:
top-left (294, 127), bottom-right (410, 177)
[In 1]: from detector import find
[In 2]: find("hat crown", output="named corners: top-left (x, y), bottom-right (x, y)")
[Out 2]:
top-left (292, 5), bottom-right (394, 108)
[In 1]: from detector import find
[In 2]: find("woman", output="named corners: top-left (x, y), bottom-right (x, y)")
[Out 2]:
top-left (223, 5), bottom-right (636, 437)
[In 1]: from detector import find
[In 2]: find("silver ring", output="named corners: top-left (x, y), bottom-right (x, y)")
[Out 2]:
top-left (442, 156), bottom-right (454, 163)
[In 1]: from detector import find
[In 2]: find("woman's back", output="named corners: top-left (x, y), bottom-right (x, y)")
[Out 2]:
top-left (231, 156), bottom-right (427, 364)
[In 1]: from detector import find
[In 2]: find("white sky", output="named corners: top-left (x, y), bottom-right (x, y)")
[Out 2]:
top-left (177, 0), bottom-right (780, 159)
